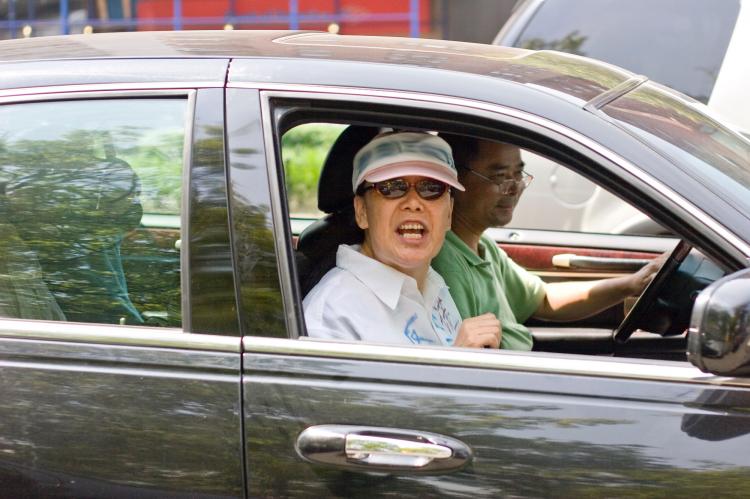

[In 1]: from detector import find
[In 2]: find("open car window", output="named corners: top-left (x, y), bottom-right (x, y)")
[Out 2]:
top-left (264, 104), bottom-right (730, 364)
top-left (282, 122), bottom-right (347, 220)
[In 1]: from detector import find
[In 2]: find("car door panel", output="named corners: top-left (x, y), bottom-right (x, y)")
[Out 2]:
top-left (0, 85), bottom-right (244, 497)
top-left (229, 86), bottom-right (750, 497)
top-left (485, 228), bottom-right (679, 332)
top-left (0, 325), bottom-right (243, 498)
top-left (243, 340), bottom-right (750, 497)
top-left (500, 242), bottom-right (658, 280)
top-left (490, 228), bottom-right (676, 278)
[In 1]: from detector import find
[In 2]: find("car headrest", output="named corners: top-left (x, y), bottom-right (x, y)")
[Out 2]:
top-left (4, 157), bottom-right (142, 254)
top-left (317, 125), bottom-right (380, 213)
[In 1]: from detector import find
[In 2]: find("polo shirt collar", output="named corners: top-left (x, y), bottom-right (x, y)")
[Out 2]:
top-left (336, 244), bottom-right (415, 310)
top-left (445, 230), bottom-right (490, 267)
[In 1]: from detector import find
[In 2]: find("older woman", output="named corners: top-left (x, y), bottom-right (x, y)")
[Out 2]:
top-left (303, 132), bottom-right (500, 348)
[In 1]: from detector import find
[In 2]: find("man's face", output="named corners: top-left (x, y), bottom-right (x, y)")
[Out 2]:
top-left (354, 175), bottom-right (453, 276)
top-left (454, 141), bottom-right (525, 230)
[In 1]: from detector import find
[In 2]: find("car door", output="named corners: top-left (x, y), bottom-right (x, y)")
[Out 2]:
top-left (0, 86), bottom-right (245, 497)
top-left (228, 86), bottom-right (750, 497)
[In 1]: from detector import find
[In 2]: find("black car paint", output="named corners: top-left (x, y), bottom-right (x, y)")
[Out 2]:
top-left (242, 349), bottom-right (750, 497)
top-left (0, 31), bottom-right (749, 497)
top-left (0, 325), bottom-right (244, 498)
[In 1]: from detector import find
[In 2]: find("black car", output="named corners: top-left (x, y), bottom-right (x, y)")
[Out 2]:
top-left (1, 30), bottom-right (750, 498)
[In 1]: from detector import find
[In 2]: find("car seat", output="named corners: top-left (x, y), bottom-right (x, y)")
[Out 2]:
top-left (295, 125), bottom-right (380, 296)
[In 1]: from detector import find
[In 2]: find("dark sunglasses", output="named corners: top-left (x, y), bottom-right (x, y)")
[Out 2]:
top-left (358, 178), bottom-right (450, 200)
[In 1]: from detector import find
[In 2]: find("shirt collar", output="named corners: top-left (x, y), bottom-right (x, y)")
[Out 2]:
top-left (336, 244), bottom-right (417, 310)
top-left (444, 230), bottom-right (490, 267)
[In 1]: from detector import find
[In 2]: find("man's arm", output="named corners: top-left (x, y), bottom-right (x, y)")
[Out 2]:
top-left (533, 253), bottom-right (665, 321)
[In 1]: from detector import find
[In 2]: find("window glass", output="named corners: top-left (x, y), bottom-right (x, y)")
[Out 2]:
top-left (508, 150), bottom-right (662, 235)
top-left (515, 0), bottom-right (739, 103)
top-left (602, 83), bottom-right (750, 216)
top-left (0, 98), bottom-right (186, 326)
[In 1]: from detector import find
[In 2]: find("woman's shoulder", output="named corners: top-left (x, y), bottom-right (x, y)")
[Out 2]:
top-left (303, 265), bottom-right (366, 306)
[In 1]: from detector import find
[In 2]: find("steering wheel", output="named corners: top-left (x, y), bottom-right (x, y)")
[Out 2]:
top-left (614, 239), bottom-right (692, 343)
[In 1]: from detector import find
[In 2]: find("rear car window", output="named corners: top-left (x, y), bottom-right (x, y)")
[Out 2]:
top-left (0, 98), bottom-right (186, 327)
top-left (514, 0), bottom-right (740, 103)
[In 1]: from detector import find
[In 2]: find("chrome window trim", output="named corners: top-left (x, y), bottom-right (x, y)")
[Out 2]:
top-left (0, 318), bottom-right (240, 352)
top-left (243, 336), bottom-right (750, 387)
top-left (0, 82), bottom-right (223, 101)
top-left (0, 89), bottom-right (225, 343)
top-left (240, 82), bottom-right (750, 258)
top-left (181, 90), bottom-right (197, 332)
top-left (0, 338), bottom-right (239, 373)
top-left (259, 94), bottom-right (302, 339)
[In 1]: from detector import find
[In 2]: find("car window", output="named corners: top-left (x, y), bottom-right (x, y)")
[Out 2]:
top-left (508, 150), bottom-right (664, 235)
top-left (0, 98), bottom-right (186, 327)
top-left (264, 100), bottom-right (727, 369)
top-left (281, 123), bottom-right (661, 236)
top-left (513, 0), bottom-right (740, 103)
top-left (603, 82), bottom-right (750, 217)
top-left (279, 115), bottom-right (689, 345)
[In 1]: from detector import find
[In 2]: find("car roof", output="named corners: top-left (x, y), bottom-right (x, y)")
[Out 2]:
top-left (0, 30), bottom-right (634, 105)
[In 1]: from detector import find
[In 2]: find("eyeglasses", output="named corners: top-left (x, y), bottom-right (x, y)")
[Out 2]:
top-left (358, 178), bottom-right (450, 200)
top-left (463, 168), bottom-right (533, 194)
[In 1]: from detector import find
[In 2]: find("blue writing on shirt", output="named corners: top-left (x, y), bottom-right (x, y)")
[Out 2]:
top-left (431, 289), bottom-right (460, 345)
top-left (403, 313), bottom-right (435, 345)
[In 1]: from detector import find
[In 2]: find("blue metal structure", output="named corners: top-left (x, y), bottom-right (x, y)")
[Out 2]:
top-left (1, 0), bottom-right (422, 38)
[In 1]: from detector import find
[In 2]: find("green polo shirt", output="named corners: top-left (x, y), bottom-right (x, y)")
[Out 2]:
top-left (432, 231), bottom-right (546, 351)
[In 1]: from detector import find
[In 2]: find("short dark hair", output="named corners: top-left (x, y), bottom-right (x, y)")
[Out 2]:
top-left (438, 133), bottom-right (480, 172)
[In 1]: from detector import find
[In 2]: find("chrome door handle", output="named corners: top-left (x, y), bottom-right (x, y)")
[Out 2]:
top-left (346, 433), bottom-right (451, 467)
top-left (296, 425), bottom-right (472, 473)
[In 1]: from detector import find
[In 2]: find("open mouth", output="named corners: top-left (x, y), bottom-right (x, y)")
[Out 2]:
top-left (397, 222), bottom-right (426, 240)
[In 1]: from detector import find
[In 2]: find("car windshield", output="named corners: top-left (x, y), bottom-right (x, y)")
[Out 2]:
top-left (603, 82), bottom-right (750, 216)
top-left (513, 0), bottom-right (740, 103)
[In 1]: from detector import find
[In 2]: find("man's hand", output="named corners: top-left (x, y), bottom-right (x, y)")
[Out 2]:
top-left (454, 313), bottom-right (501, 349)
top-left (628, 252), bottom-right (668, 296)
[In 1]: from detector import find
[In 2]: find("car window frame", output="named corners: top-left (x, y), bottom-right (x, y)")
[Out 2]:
top-left (230, 84), bottom-right (747, 380)
top-left (0, 86), bottom-right (242, 347)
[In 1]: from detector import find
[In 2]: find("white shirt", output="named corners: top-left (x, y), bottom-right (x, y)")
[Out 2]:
top-left (303, 244), bottom-right (463, 346)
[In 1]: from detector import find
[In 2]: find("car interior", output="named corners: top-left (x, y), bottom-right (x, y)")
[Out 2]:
top-left (275, 106), bottom-right (731, 363)
top-left (295, 125), bottom-right (377, 297)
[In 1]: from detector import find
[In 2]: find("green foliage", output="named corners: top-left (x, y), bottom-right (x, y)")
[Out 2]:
top-left (281, 123), bottom-right (346, 216)
top-left (118, 127), bottom-right (184, 215)
top-left (0, 101), bottom-right (185, 326)
top-left (521, 30), bottom-right (588, 55)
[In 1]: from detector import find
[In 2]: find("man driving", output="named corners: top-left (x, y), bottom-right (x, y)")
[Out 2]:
top-left (432, 134), bottom-right (663, 350)
top-left (304, 132), bottom-right (501, 348)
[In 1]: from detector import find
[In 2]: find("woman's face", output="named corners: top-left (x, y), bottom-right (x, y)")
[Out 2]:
top-left (354, 175), bottom-right (453, 278)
